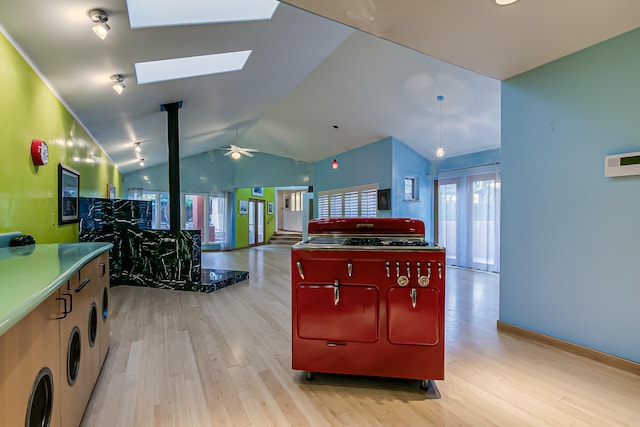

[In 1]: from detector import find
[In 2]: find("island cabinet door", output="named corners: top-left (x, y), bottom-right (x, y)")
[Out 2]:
top-left (0, 292), bottom-right (62, 427)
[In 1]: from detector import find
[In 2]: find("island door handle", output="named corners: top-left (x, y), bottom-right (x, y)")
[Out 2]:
top-left (347, 262), bottom-right (353, 277)
top-left (333, 280), bottom-right (340, 306)
top-left (56, 296), bottom-right (69, 319)
top-left (410, 288), bottom-right (417, 309)
top-left (74, 277), bottom-right (91, 293)
top-left (296, 261), bottom-right (305, 279)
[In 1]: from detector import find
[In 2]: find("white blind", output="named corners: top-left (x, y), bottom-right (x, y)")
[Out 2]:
top-left (329, 194), bottom-right (343, 217)
top-left (360, 189), bottom-right (378, 218)
top-left (317, 184), bottom-right (378, 219)
top-left (317, 194), bottom-right (329, 218)
top-left (344, 191), bottom-right (359, 217)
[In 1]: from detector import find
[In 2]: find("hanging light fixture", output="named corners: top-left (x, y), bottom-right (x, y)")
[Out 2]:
top-left (89, 9), bottom-right (111, 40)
top-left (138, 158), bottom-right (145, 167)
top-left (436, 95), bottom-right (445, 158)
top-left (332, 125), bottom-right (339, 169)
top-left (111, 74), bottom-right (125, 94)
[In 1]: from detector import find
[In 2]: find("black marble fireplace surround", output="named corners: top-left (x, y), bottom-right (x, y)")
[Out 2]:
top-left (79, 198), bottom-right (247, 292)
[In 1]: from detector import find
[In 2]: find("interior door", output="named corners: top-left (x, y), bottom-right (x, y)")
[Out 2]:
top-left (248, 198), bottom-right (265, 246)
top-left (248, 199), bottom-right (255, 245)
top-left (257, 199), bottom-right (265, 244)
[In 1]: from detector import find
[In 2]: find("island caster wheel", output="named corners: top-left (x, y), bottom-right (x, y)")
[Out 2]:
top-left (419, 379), bottom-right (441, 399)
top-left (306, 371), bottom-right (314, 381)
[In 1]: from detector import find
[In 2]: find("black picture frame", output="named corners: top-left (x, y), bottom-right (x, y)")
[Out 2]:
top-left (58, 164), bottom-right (80, 224)
top-left (377, 188), bottom-right (391, 210)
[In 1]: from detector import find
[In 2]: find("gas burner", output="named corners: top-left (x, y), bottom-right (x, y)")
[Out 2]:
top-left (383, 239), bottom-right (430, 247)
top-left (344, 237), bottom-right (383, 246)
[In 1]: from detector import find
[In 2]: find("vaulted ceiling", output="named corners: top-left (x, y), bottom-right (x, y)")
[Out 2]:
top-left (1, 0), bottom-right (638, 173)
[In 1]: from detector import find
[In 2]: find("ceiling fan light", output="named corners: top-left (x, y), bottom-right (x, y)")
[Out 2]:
top-left (436, 147), bottom-right (445, 158)
top-left (231, 151), bottom-right (241, 159)
top-left (492, 0), bottom-right (520, 6)
top-left (111, 74), bottom-right (125, 94)
top-left (92, 22), bottom-right (111, 39)
top-left (89, 9), bottom-right (110, 39)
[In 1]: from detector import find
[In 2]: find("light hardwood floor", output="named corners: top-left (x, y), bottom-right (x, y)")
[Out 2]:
top-left (81, 245), bottom-right (640, 426)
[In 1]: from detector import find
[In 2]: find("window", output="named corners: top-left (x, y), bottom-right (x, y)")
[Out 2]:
top-left (139, 191), bottom-right (170, 229)
top-left (291, 191), bottom-right (304, 212)
top-left (317, 184), bottom-right (378, 219)
top-left (404, 177), bottom-right (418, 201)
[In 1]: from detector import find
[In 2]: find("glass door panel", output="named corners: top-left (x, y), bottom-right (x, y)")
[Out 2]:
top-left (469, 173), bottom-right (500, 271)
top-left (248, 200), bottom-right (256, 245)
top-left (257, 200), bottom-right (265, 244)
top-left (438, 179), bottom-right (459, 263)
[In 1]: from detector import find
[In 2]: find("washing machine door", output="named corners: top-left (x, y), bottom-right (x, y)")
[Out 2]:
top-left (26, 367), bottom-right (54, 427)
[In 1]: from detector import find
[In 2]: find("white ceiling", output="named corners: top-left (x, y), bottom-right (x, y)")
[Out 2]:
top-left (1, 0), bottom-right (638, 174)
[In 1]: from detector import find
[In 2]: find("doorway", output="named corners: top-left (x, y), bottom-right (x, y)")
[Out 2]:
top-left (248, 198), bottom-right (265, 246)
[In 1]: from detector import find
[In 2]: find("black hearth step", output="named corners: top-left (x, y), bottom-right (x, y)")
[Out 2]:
top-left (199, 268), bottom-right (249, 293)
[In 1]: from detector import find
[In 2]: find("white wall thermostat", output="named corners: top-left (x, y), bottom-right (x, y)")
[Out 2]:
top-left (604, 151), bottom-right (640, 177)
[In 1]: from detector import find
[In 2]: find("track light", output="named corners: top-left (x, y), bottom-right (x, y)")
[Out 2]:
top-left (111, 74), bottom-right (125, 94)
top-left (134, 142), bottom-right (141, 153)
top-left (89, 9), bottom-right (110, 40)
top-left (139, 158), bottom-right (145, 167)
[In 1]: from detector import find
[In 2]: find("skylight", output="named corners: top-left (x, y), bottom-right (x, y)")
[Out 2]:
top-left (126, 0), bottom-right (280, 28)
top-left (135, 51), bottom-right (252, 84)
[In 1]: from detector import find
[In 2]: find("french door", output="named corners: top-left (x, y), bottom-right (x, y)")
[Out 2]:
top-left (248, 198), bottom-right (265, 246)
top-left (437, 169), bottom-right (500, 272)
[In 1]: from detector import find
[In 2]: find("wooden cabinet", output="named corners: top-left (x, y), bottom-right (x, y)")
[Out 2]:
top-left (0, 292), bottom-right (62, 427)
top-left (60, 252), bottom-right (111, 427)
top-left (0, 252), bottom-right (110, 427)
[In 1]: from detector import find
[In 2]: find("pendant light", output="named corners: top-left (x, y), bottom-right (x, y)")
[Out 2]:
top-left (332, 125), bottom-right (339, 169)
top-left (436, 95), bottom-right (445, 158)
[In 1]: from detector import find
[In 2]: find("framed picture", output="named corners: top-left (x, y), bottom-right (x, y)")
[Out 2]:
top-left (252, 187), bottom-right (263, 197)
top-left (377, 188), bottom-right (391, 211)
top-left (239, 200), bottom-right (248, 215)
top-left (58, 164), bottom-right (80, 224)
top-left (107, 183), bottom-right (116, 199)
top-left (267, 202), bottom-right (274, 215)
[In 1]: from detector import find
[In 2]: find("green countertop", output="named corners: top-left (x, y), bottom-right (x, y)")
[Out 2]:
top-left (0, 242), bottom-right (112, 335)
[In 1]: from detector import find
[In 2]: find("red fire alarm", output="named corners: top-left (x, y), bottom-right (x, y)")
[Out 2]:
top-left (31, 139), bottom-right (49, 166)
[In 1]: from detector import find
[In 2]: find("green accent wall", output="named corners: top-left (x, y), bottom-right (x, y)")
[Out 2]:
top-left (234, 187), bottom-right (275, 248)
top-left (0, 32), bottom-right (122, 243)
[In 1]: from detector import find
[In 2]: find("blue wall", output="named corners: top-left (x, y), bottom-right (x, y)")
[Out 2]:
top-left (500, 29), bottom-right (640, 362)
top-left (391, 138), bottom-right (431, 225)
top-left (312, 137), bottom-right (432, 225)
top-left (313, 137), bottom-right (393, 194)
top-left (124, 149), bottom-right (312, 193)
top-left (432, 148), bottom-right (500, 175)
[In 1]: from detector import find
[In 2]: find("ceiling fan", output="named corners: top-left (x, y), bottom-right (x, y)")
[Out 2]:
top-left (223, 144), bottom-right (260, 159)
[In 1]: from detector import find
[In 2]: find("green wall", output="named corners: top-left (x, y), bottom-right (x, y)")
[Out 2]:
top-left (0, 32), bottom-right (122, 243)
top-left (234, 187), bottom-right (275, 248)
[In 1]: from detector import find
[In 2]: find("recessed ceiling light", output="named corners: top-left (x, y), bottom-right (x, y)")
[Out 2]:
top-left (493, 0), bottom-right (520, 5)
top-left (126, 0), bottom-right (279, 28)
top-left (135, 51), bottom-right (252, 84)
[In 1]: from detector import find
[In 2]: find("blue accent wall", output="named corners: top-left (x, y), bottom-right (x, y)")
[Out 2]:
top-left (313, 137), bottom-right (393, 194)
top-left (391, 138), bottom-right (431, 225)
top-left (432, 148), bottom-right (500, 176)
top-left (501, 28), bottom-right (640, 362)
top-left (124, 150), bottom-right (312, 193)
